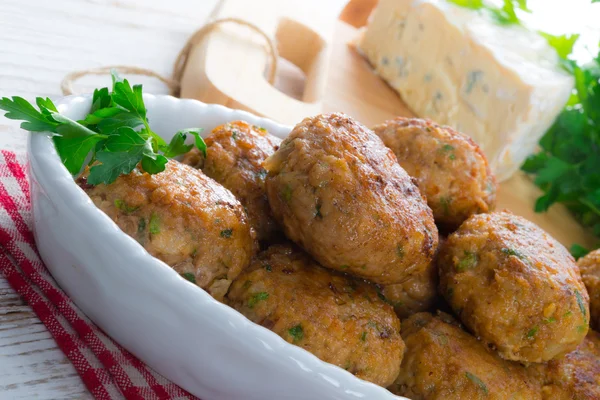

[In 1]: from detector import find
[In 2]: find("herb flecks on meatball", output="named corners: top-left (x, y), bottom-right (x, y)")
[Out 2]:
top-left (439, 211), bottom-right (589, 362)
top-left (82, 160), bottom-right (257, 301)
top-left (182, 121), bottom-right (282, 242)
top-left (390, 312), bottom-right (541, 400)
top-left (264, 113), bottom-right (438, 285)
top-left (373, 117), bottom-right (496, 232)
top-left (226, 244), bottom-right (404, 387)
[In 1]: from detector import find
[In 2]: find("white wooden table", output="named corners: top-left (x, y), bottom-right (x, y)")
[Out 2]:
top-left (2, 0), bottom-right (595, 398)
top-left (0, 1), bottom-right (346, 397)
top-left (0, 1), bottom-right (219, 397)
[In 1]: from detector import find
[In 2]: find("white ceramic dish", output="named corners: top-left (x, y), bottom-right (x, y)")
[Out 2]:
top-left (28, 94), bottom-right (407, 400)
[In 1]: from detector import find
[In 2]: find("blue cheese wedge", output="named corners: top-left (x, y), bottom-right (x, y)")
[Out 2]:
top-left (358, 0), bottom-right (574, 181)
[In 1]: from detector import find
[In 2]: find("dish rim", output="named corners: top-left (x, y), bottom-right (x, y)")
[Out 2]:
top-left (28, 93), bottom-right (405, 400)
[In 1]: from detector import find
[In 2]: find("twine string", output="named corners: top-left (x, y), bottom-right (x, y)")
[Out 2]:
top-left (61, 18), bottom-right (279, 97)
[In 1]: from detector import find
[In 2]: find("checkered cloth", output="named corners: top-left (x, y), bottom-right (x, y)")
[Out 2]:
top-left (0, 150), bottom-right (198, 400)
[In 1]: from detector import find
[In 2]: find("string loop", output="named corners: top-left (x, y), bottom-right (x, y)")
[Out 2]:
top-left (61, 18), bottom-right (279, 97)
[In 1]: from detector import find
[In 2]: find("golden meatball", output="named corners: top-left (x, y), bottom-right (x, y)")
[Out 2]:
top-left (377, 260), bottom-right (438, 318)
top-left (527, 330), bottom-right (600, 399)
top-left (389, 312), bottom-right (541, 400)
top-left (439, 211), bottom-right (589, 362)
top-left (373, 117), bottom-right (496, 232)
top-left (577, 249), bottom-right (600, 331)
top-left (226, 244), bottom-right (404, 387)
top-left (264, 113), bottom-right (438, 285)
top-left (181, 121), bottom-right (282, 242)
top-left (81, 160), bottom-right (256, 301)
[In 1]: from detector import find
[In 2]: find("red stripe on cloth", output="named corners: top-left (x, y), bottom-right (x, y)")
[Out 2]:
top-left (0, 182), bottom-right (35, 244)
top-left (0, 224), bottom-right (147, 399)
top-left (1, 150), bottom-right (30, 204)
top-left (0, 151), bottom-right (198, 400)
top-left (0, 252), bottom-right (119, 400)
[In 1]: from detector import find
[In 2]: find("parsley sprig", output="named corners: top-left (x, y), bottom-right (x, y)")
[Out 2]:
top-left (522, 49), bottom-right (600, 257)
top-left (447, 0), bottom-right (530, 25)
top-left (0, 71), bottom-right (206, 185)
top-left (448, 0), bottom-right (581, 61)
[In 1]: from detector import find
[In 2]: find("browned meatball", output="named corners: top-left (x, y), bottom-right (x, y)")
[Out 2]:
top-left (389, 312), bottom-right (541, 400)
top-left (181, 121), bottom-right (282, 242)
top-left (527, 330), bottom-right (600, 399)
top-left (373, 117), bottom-right (496, 232)
top-left (264, 113), bottom-right (438, 285)
top-left (439, 211), bottom-right (589, 362)
top-left (377, 260), bottom-right (438, 318)
top-left (81, 160), bottom-right (256, 301)
top-left (226, 244), bottom-right (404, 387)
top-left (577, 249), bottom-right (600, 331)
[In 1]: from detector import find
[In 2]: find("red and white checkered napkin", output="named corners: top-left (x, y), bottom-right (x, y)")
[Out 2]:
top-left (0, 150), bottom-right (199, 400)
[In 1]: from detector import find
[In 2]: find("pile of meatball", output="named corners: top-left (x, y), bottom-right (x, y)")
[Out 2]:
top-left (80, 114), bottom-right (600, 399)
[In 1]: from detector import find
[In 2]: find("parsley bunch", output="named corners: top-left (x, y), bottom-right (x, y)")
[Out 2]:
top-left (448, 0), bottom-right (580, 57)
top-left (0, 71), bottom-right (206, 185)
top-left (522, 50), bottom-right (600, 257)
top-left (447, 0), bottom-right (530, 25)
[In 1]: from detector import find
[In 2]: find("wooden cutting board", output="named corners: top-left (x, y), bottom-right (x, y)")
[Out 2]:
top-left (180, 0), bottom-right (595, 249)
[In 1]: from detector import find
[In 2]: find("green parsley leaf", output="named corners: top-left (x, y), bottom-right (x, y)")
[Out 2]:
top-left (149, 213), bottom-right (160, 234)
top-left (96, 111), bottom-right (144, 134)
top-left (90, 87), bottom-right (111, 113)
top-left (570, 244), bottom-right (590, 259)
top-left (180, 272), bottom-right (196, 284)
top-left (447, 0), bottom-right (483, 9)
top-left (0, 96), bottom-right (58, 132)
top-left (104, 127), bottom-right (152, 153)
top-left (54, 135), bottom-right (104, 175)
top-left (111, 75), bottom-right (166, 149)
top-left (288, 324), bottom-right (304, 342)
top-left (456, 251), bottom-right (478, 271)
top-left (138, 217), bottom-right (146, 234)
top-left (0, 71), bottom-right (207, 186)
top-left (539, 33), bottom-right (580, 60)
top-left (523, 48), bottom-right (600, 254)
top-left (141, 153), bottom-right (168, 175)
top-left (112, 79), bottom-right (146, 119)
top-left (188, 129), bottom-right (207, 157)
top-left (465, 372), bottom-right (488, 395)
top-left (36, 97), bottom-right (58, 114)
top-left (114, 199), bottom-right (139, 213)
top-left (163, 132), bottom-right (194, 158)
top-left (448, 0), bottom-right (529, 26)
top-left (501, 248), bottom-right (525, 259)
top-left (220, 228), bottom-right (233, 238)
top-left (575, 290), bottom-right (588, 323)
top-left (88, 149), bottom-right (143, 185)
top-left (248, 292), bottom-right (269, 308)
top-left (526, 326), bottom-right (538, 339)
top-left (80, 107), bottom-right (122, 126)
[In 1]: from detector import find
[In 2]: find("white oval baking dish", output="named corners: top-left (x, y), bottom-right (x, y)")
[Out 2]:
top-left (28, 94), bottom-right (406, 400)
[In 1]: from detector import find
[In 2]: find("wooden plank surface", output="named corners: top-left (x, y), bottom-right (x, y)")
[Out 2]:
top-left (0, 0), bottom-right (220, 398)
top-left (0, 1), bottom-right (348, 398)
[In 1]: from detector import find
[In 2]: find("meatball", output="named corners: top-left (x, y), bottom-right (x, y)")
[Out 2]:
top-left (377, 260), bottom-right (438, 318)
top-left (577, 249), bottom-right (600, 331)
top-left (181, 121), bottom-right (282, 242)
top-left (439, 211), bottom-right (589, 362)
top-left (81, 160), bottom-right (256, 301)
top-left (226, 244), bottom-right (404, 387)
top-left (373, 117), bottom-right (496, 231)
top-left (264, 113), bottom-right (438, 285)
top-left (527, 330), bottom-right (600, 399)
top-left (389, 312), bottom-right (541, 400)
